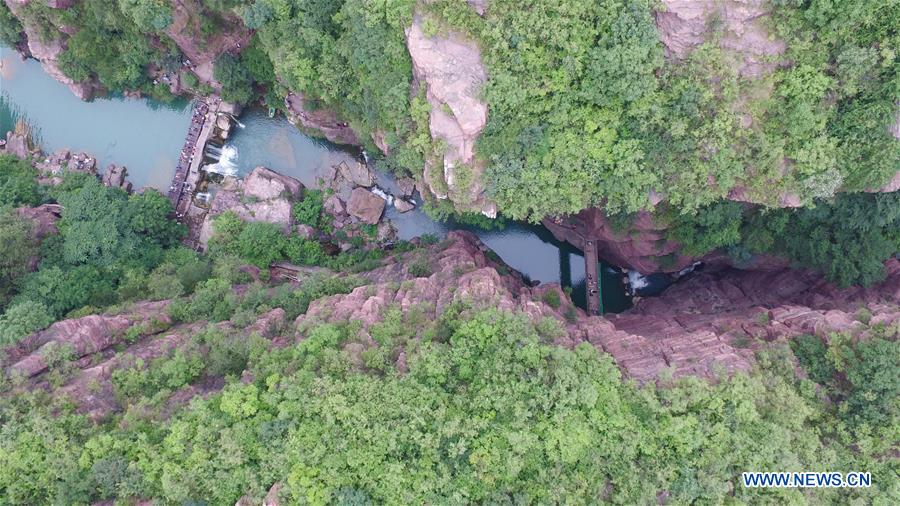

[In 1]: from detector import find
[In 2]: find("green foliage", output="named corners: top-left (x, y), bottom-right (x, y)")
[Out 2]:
top-left (240, 1), bottom-right (272, 30)
top-left (0, 300), bottom-right (53, 346)
top-left (168, 278), bottom-right (238, 323)
top-left (0, 154), bottom-right (42, 207)
top-left (541, 289), bottom-right (561, 309)
top-left (0, 209), bottom-right (39, 307)
top-left (118, 0), bottom-right (172, 32)
top-left (669, 192), bottom-right (900, 287)
top-left (0, 2), bottom-right (22, 46)
top-left (56, 0), bottom-right (168, 92)
top-left (2, 307), bottom-right (895, 504)
top-left (668, 201), bottom-right (744, 256)
top-left (54, 177), bottom-right (182, 268)
top-left (214, 53), bottom-right (254, 105)
top-left (16, 265), bottom-right (116, 319)
top-left (292, 188), bottom-right (324, 228)
top-left (791, 331), bottom-right (900, 432)
top-left (745, 192), bottom-right (900, 287)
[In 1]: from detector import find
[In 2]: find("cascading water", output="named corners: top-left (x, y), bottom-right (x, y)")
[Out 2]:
top-left (205, 144), bottom-right (238, 176)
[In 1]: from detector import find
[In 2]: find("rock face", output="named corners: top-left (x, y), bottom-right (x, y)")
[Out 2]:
top-left (163, 0), bottom-right (252, 88)
top-left (406, 15), bottom-right (495, 216)
top-left (605, 259), bottom-right (900, 381)
top-left (293, 231), bottom-right (899, 384)
top-left (2, 301), bottom-right (171, 379)
top-left (4, 0), bottom-right (100, 99)
top-left (198, 167), bottom-right (305, 248)
top-left (544, 209), bottom-right (693, 273)
top-left (285, 93), bottom-right (360, 146)
top-left (347, 187), bottom-right (386, 225)
top-left (15, 204), bottom-right (62, 241)
top-left (655, 0), bottom-right (785, 78)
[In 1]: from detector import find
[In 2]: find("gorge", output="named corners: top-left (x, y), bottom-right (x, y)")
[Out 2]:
top-left (0, 0), bottom-right (897, 504)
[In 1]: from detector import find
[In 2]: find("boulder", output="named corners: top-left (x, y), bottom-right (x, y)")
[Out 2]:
top-left (295, 224), bottom-right (316, 240)
top-left (3, 129), bottom-right (33, 159)
top-left (337, 160), bottom-right (374, 188)
top-left (396, 177), bottom-right (416, 198)
top-left (655, 0), bottom-right (785, 78)
top-left (323, 195), bottom-right (346, 216)
top-left (101, 164), bottom-right (132, 193)
top-left (406, 14), bottom-right (495, 213)
top-left (243, 166), bottom-right (304, 200)
top-left (394, 198), bottom-right (415, 213)
top-left (198, 167), bottom-right (302, 249)
top-left (347, 187), bottom-right (385, 225)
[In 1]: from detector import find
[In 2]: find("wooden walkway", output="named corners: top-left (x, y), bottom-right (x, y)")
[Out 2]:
top-left (584, 239), bottom-right (602, 315)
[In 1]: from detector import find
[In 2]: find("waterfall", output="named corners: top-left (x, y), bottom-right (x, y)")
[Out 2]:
top-left (235, 119), bottom-right (246, 129)
top-left (370, 186), bottom-right (394, 205)
top-left (205, 144), bottom-right (238, 176)
top-left (626, 270), bottom-right (649, 294)
top-left (206, 144), bottom-right (223, 160)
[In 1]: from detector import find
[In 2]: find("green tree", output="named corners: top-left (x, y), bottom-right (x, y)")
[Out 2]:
top-left (0, 209), bottom-right (39, 307)
top-left (0, 300), bottom-right (53, 346)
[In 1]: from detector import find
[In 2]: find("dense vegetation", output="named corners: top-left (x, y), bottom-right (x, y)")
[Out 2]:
top-left (669, 191), bottom-right (900, 286)
top-left (5, 1), bottom-right (897, 278)
top-left (1, 305), bottom-right (896, 504)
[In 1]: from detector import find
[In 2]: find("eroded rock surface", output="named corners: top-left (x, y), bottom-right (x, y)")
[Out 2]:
top-left (655, 0), bottom-right (785, 78)
top-left (406, 15), bottom-right (495, 215)
top-left (544, 209), bottom-right (693, 273)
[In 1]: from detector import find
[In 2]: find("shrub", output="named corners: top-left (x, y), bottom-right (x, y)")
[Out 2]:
top-left (541, 289), bottom-right (561, 309)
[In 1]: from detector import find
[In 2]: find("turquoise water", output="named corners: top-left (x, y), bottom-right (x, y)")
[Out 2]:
top-left (1, 50), bottom-right (635, 312)
top-left (0, 48), bottom-right (191, 190)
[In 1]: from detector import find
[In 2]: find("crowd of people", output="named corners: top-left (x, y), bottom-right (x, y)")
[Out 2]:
top-left (168, 101), bottom-right (210, 216)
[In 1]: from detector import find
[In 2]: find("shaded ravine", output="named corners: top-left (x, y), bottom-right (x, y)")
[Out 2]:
top-left (1, 51), bottom-right (657, 312)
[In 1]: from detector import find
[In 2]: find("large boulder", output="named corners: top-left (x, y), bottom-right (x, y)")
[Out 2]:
top-left (347, 187), bottom-right (385, 225)
top-left (337, 160), bottom-right (374, 188)
top-left (3, 301), bottom-right (171, 378)
top-left (243, 166), bottom-right (304, 200)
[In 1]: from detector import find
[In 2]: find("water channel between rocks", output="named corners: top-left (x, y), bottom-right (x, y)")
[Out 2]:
top-left (1, 47), bottom-right (637, 313)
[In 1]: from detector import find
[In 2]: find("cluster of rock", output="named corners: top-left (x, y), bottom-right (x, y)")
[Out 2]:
top-left (32, 149), bottom-right (134, 192)
top-left (198, 167), bottom-right (305, 248)
top-left (196, 163), bottom-right (403, 251)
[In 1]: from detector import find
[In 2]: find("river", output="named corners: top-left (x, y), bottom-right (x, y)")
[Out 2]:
top-left (1, 47), bottom-right (637, 313)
